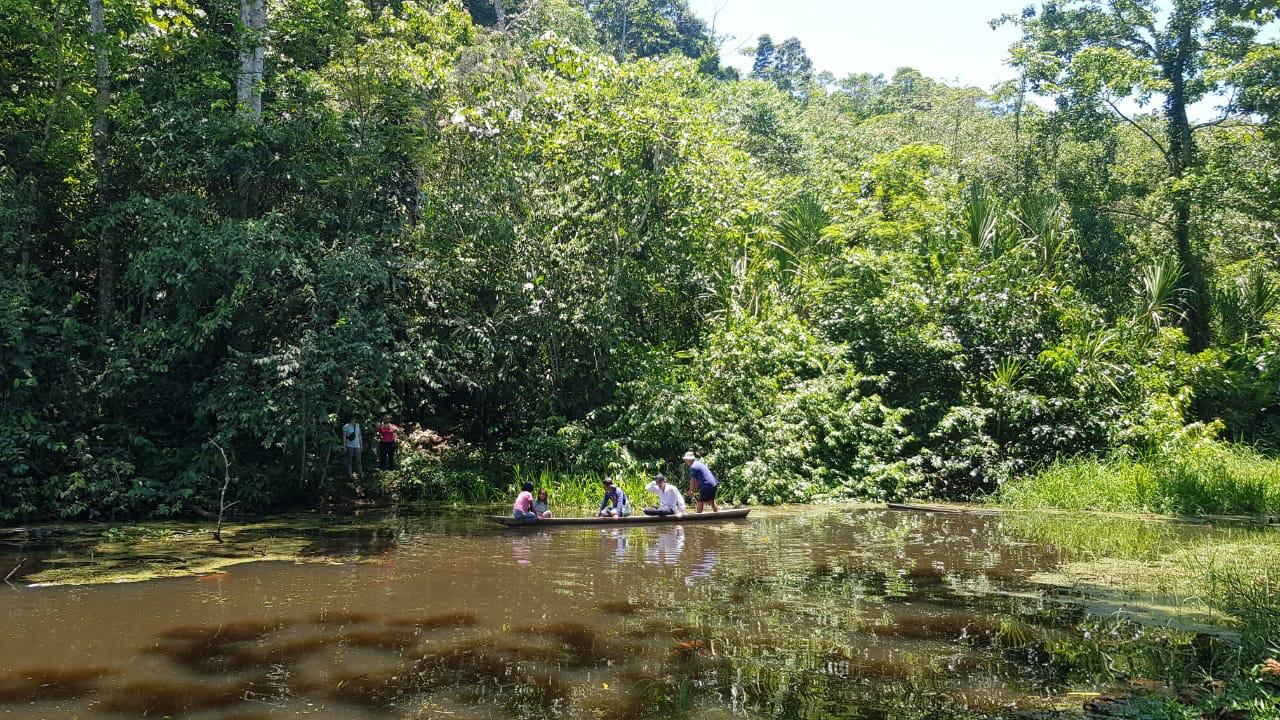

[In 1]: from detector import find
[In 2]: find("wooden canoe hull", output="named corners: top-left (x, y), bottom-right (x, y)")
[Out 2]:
top-left (489, 508), bottom-right (750, 527)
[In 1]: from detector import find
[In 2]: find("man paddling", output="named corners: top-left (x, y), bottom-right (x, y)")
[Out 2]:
top-left (683, 451), bottom-right (719, 513)
top-left (644, 474), bottom-right (685, 518)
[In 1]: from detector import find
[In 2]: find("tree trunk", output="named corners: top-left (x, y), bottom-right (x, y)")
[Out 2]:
top-left (1163, 22), bottom-right (1210, 351)
top-left (236, 0), bottom-right (265, 121)
top-left (618, 0), bottom-right (629, 60)
top-left (236, 0), bottom-right (265, 216)
top-left (492, 0), bottom-right (507, 31)
top-left (1014, 72), bottom-right (1029, 193)
top-left (90, 0), bottom-right (112, 330)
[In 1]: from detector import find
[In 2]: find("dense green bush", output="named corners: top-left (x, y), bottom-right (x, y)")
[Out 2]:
top-left (2, 0), bottom-right (1278, 520)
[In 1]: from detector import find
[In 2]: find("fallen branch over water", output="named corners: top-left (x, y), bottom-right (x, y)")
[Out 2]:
top-left (4, 557), bottom-right (27, 582)
top-left (885, 502), bottom-right (997, 515)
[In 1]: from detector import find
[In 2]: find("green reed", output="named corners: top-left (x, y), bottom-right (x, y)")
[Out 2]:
top-left (509, 466), bottom-right (656, 510)
top-left (998, 442), bottom-right (1280, 516)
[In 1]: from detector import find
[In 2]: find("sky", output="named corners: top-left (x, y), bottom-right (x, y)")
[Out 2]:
top-left (686, 0), bottom-right (1027, 90)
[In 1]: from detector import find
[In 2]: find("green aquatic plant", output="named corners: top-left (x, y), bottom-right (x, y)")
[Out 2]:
top-left (101, 525), bottom-right (174, 543)
top-left (510, 466), bottom-right (653, 510)
top-left (998, 442), bottom-right (1280, 516)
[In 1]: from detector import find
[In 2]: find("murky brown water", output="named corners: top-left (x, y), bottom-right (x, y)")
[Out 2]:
top-left (0, 507), bottom-right (1215, 718)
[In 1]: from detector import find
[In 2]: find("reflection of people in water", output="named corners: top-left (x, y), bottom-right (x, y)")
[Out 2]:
top-left (511, 535), bottom-right (533, 565)
top-left (602, 528), bottom-right (629, 562)
top-left (645, 526), bottom-right (685, 565)
top-left (511, 532), bottom-right (551, 566)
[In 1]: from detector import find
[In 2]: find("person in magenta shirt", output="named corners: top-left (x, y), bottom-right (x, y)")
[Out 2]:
top-left (513, 481), bottom-right (537, 521)
top-left (376, 415), bottom-right (399, 470)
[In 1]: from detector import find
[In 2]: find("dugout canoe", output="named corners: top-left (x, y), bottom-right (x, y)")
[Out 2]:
top-left (489, 508), bottom-right (750, 527)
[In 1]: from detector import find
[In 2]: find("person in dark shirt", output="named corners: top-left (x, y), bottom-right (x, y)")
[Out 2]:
top-left (683, 451), bottom-right (719, 513)
top-left (597, 477), bottom-right (630, 517)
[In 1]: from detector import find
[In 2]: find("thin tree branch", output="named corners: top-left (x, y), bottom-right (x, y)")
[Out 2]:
top-left (1191, 115), bottom-right (1240, 131)
top-left (210, 438), bottom-right (233, 543)
top-left (1102, 97), bottom-right (1172, 167)
top-left (710, 0), bottom-right (728, 39)
top-left (4, 557), bottom-right (26, 583)
top-left (1100, 205), bottom-right (1172, 230)
top-left (1192, 89), bottom-right (1244, 131)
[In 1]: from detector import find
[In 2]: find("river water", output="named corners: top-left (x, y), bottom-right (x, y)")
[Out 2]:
top-left (0, 506), bottom-right (1219, 718)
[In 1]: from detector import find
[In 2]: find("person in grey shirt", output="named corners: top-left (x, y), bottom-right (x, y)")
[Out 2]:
top-left (342, 416), bottom-right (362, 480)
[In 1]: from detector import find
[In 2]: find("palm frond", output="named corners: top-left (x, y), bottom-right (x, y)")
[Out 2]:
top-left (1015, 193), bottom-right (1072, 278)
top-left (1217, 266), bottom-right (1280, 345)
top-left (961, 181), bottom-right (1006, 260)
top-left (772, 192), bottom-right (831, 275)
top-left (1135, 256), bottom-right (1187, 332)
top-left (989, 357), bottom-right (1025, 390)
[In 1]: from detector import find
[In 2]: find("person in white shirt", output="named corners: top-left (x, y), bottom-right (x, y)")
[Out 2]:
top-left (342, 417), bottom-right (362, 480)
top-left (643, 474), bottom-right (685, 518)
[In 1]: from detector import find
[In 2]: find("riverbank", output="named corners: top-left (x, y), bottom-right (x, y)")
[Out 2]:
top-left (994, 456), bottom-right (1280, 720)
top-left (997, 442), bottom-right (1280, 516)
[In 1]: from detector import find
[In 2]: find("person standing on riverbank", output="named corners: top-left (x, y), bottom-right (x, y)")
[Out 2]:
top-left (342, 416), bottom-right (363, 480)
top-left (376, 415), bottom-right (399, 470)
top-left (683, 451), bottom-right (719, 513)
top-left (644, 474), bottom-right (685, 517)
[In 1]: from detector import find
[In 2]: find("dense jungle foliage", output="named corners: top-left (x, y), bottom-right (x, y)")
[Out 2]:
top-left (2, 0), bottom-right (1278, 520)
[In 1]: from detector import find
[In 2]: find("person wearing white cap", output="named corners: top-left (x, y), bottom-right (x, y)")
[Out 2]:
top-left (683, 451), bottom-right (719, 513)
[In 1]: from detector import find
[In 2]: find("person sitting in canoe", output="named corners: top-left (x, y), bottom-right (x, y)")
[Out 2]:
top-left (533, 488), bottom-right (553, 519)
top-left (597, 477), bottom-right (630, 517)
top-left (513, 481), bottom-right (539, 521)
top-left (682, 451), bottom-right (719, 513)
top-left (644, 474), bottom-right (685, 518)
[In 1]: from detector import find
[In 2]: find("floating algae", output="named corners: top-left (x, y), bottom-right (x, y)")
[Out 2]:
top-left (19, 518), bottom-right (380, 586)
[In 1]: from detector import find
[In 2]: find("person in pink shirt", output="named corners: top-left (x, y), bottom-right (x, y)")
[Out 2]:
top-left (376, 415), bottom-right (399, 470)
top-left (513, 481), bottom-right (537, 521)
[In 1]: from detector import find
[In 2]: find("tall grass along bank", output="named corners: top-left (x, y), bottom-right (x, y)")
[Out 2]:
top-left (998, 443), bottom-right (1280, 516)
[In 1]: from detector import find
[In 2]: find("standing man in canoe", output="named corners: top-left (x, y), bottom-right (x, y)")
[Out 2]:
top-left (644, 474), bottom-right (685, 518)
top-left (683, 451), bottom-right (719, 513)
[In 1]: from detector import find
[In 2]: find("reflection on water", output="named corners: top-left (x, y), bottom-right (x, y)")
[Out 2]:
top-left (645, 526), bottom-right (685, 566)
top-left (0, 507), bottom-right (1233, 718)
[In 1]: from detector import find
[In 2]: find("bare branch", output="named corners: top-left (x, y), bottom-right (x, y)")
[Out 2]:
top-left (4, 557), bottom-right (27, 583)
top-left (710, 0), bottom-right (728, 36)
top-left (1191, 115), bottom-right (1237, 131)
top-left (1102, 97), bottom-right (1172, 167)
top-left (210, 438), bottom-right (233, 543)
top-left (1192, 89), bottom-right (1244, 131)
top-left (729, 33), bottom-right (755, 57)
top-left (1100, 205), bottom-right (1172, 230)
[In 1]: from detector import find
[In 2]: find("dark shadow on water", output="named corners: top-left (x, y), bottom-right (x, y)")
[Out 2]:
top-left (0, 668), bottom-right (116, 703)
